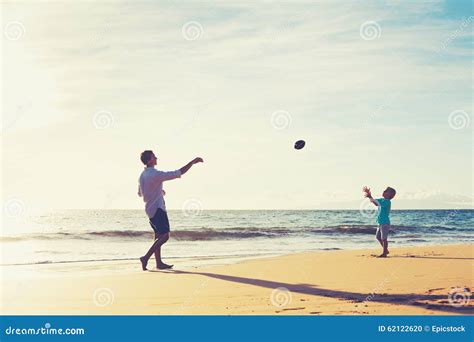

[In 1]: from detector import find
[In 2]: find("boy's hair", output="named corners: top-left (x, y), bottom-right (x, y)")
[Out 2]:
top-left (140, 150), bottom-right (154, 165)
top-left (386, 187), bottom-right (396, 199)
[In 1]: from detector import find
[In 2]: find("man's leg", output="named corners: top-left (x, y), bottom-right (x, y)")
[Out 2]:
top-left (140, 233), bottom-right (170, 270)
top-left (154, 232), bottom-right (170, 267)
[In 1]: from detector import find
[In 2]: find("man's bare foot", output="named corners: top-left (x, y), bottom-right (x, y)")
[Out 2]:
top-left (387, 250), bottom-right (390, 255)
top-left (140, 256), bottom-right (148, 271)
top-left (156, 263), bottom-right (173, 270)
top-left (377, 253), bottom-right (387, 258)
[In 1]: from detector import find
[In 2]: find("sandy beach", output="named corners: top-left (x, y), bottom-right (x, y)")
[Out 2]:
top-left (1, 244), bottom-right (472, 315)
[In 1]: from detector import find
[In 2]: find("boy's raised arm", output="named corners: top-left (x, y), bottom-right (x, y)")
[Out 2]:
top-left (363, 186), bottom-right (379, 206)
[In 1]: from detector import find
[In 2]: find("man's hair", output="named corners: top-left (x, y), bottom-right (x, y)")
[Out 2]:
top-left (140, 150), bottom-right (154, 165)
top-left (386, 187), bottom-right (396, 199)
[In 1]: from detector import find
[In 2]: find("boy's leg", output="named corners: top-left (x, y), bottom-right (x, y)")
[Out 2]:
top-left (377, 225), bottom-right (389, 257)
top-left (375, 227), bottom-right (383, 247)
top-left (382, 225), bottom-right (390, 254)
top-left (383, 239), bottom-right (389, 255)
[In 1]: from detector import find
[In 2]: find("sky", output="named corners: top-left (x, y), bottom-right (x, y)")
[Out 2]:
top-left (1, 0), bottom-right (473, 212)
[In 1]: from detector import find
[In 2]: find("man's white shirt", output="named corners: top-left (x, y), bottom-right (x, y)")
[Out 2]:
top-left (138, 167), bottom-right (181, 218)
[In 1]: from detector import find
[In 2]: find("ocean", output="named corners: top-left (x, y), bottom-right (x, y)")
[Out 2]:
top-left (1, 210), bottom-right (473, 268)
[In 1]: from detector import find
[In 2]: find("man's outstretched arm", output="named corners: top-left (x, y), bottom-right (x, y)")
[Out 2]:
top-left (180, 157), bottom-right (204, 176)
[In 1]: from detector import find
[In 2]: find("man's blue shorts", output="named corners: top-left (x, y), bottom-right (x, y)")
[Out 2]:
top-left (149, 208), bottom-right (170, 234)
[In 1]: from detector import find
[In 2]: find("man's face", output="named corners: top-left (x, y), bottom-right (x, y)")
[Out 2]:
top-left (149, 153), bottom-right (157, 166)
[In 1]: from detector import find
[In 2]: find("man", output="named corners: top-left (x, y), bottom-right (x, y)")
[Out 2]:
top-left (138, 150), bottom-right (203, 270)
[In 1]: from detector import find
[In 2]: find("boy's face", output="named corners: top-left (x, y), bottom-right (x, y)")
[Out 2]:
top-left (382, 188), bottom-right (395, 199)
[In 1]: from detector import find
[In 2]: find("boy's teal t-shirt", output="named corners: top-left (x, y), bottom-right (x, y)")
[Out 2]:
top-left (376, 198), bottom-right (391, 225)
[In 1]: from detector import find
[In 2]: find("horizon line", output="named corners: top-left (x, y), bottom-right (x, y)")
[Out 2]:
top-left (39, 208), bottom-right (474, 211)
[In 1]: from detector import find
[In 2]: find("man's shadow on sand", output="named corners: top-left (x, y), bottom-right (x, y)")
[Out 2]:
top-left (392, 255), bottom-right (474, 260)
top-left (160, 269), bottom-right (472, 314)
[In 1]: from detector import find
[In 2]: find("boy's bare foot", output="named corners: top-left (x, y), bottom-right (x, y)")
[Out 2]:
top-left (140, 256), bottom-right (148, 271)
top-left (377, 253), bottom-right (387, 258)
top-left (157, 263), bottom-right (173, 270)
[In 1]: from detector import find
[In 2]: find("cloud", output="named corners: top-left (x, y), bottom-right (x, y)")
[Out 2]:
top-left (397, 190), bottom-right (473, 208)
top-left (2, 1), bottom-right (472, 209)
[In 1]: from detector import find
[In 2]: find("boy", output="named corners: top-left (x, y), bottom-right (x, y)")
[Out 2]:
top-left (138, 150), bottom-right (203, 270)
top-left (362, 186), bottom-right (396, 258)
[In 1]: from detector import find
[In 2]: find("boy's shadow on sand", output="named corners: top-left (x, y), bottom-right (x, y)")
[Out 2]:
top-left (163, 269), bottom-right (472, 314)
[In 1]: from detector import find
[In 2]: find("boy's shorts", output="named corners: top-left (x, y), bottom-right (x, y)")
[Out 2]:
top-left (149, 208), bottom-right (170, 234)
top-left (376, 224), bottom-right (390, 240)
